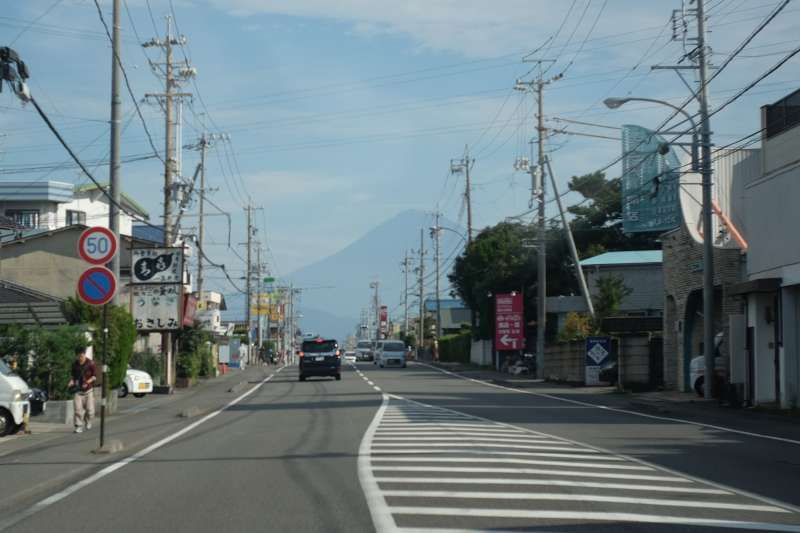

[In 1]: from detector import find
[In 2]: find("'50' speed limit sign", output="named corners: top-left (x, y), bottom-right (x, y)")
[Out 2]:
top-left (78, 226), bottom-right (118, 265)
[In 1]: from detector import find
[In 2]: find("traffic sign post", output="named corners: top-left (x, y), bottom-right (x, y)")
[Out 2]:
top-left (76, 227), bottom-right (119, 453)
top-left (78, 226), bottom-right (118, 265)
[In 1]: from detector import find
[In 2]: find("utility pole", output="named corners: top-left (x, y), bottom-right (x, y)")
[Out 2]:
top-left (417, 228), bottom-right (426, 359)
top-left (108, 0), bottom-right (122, 304)
top-left (431, 212), bottom-right (443, 341)
top-left (450, 147), bottom-right (473, 245)
top-left (245, 204), bottom-right (254, 354)
top-left (696, 0), bottom-right (715, 400)
top-left (256, 246), bottom-right (263, 351)
top-left (143, 17), bottom-right (192, 388)
top-left (515, 60), bottom-right (560, 367)
top-left (195, 133), bottom-right (208, 301)
top-left (401, 252), bottom-right (410, 337)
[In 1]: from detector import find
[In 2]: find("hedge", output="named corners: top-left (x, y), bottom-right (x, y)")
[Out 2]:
top-left (438, 332), bottom-right (471, 364)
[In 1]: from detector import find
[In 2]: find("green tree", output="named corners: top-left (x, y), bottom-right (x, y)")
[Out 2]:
top-left (62, 297), bottom-right (136, 389)
top-left (593, 275), bottom-right (633, 332)
top-left (567, 172), bottom-right (660, 257)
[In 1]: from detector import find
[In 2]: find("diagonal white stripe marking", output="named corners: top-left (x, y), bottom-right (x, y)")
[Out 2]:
top-left (387, 507), bottom-right (800, 531)
top-left (371, 457), bottom-right (651, 470)
top-left (374, 477), bottom-right (731, 494)
top-left (373, 436), bottom-right (567, 444)
top-left (372, 442), bottom-right (577, 450)
top-left (371, 466), bottom-right (690, 482)
top-left (370, 449), bottom-right (615, 460)
top-left (381, 490), bottom-right (787, 512)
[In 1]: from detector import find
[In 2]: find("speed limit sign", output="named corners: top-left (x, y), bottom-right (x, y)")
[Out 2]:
top-left (78, 226), bottom-right (118, 265)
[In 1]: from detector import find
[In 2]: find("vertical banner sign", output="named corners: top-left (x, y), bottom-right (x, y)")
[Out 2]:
top-left (585, 336), bottom-right (611, 386)
top-left (495, 293), bottom-right (524, 351)
top-left (380, 305), bottom-right (388, 339)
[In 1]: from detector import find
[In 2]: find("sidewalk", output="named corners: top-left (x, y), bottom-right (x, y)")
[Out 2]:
top-left (424, 361), bottom-right (800, 442)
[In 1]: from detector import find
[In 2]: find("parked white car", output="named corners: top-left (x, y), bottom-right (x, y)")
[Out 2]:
top-left (0, 359), bottom-right (31, 437)
top-left (119, 368), bottom-right (154, 398)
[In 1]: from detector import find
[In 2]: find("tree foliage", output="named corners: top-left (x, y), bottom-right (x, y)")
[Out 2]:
top-left (593, 275), bottom-right (633, 331)
top-left (63, 297), bottom-right (136, 389)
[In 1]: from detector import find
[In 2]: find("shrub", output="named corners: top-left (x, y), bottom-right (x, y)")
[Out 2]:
top-left (129, 350), bottom-right (162, 382)
top-left (558, 312), bottom-right (592, 342)
top-left (438, 332), bottom-right (471, 364)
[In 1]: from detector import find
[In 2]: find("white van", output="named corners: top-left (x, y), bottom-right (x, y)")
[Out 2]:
top-left (0, 359), bottom-right (31, 437)
top-left (377, 340), bottom-right (407, 368)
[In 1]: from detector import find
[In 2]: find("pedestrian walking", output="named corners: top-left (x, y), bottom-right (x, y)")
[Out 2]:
top-left (69, 346), bottom-right (96, 434)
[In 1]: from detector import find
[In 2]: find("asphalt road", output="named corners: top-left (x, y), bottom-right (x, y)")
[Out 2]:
top-left (3, 361), bottom-right (800, 533)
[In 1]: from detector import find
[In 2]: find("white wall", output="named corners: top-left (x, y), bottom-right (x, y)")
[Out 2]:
top-left (747, 292), bottom-right (776, 404)
top-left (57, 195), bottom-right (135, 235)
top-left (780, 286), bottom-right (800, 408)
top-left (0, 201), bottom-right (60, 229)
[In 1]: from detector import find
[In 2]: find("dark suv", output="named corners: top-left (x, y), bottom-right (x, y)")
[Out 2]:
top-left (299, 338), bottom-right (341, 381)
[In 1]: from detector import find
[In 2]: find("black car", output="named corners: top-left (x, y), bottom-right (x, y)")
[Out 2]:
top-left (299, 338), bottom-right (341, 381)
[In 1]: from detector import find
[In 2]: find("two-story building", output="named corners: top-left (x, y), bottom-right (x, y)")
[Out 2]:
top-left (0, 180), bottom-right (149, 235)
top-left (729, 89), bottom-right (800, 409)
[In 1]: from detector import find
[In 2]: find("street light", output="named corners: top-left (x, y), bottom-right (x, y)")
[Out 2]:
top-left (605, 94), bottom-right (713, 399)
top-left (603, 97), bottom-right (699, 170)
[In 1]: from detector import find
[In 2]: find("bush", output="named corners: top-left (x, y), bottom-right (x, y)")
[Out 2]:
top-left (129, 351), bottom-right (162, 382)
top-left (0, 325), bottom-right (88, 400)
top-left (176, 325), bottom-right (213, 379)
top-left (558, 312), bottom-right (592, 342)
top-left (63, 298), bottom-right (136, 389)
top-left (438, 332), bottom-right (471, 364)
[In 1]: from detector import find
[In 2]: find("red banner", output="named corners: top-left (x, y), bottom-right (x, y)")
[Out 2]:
top-left (379, 305), bottom-right (388, 338)
top-left (495, 293), bottom-right (524, 351)
top-left (183, 294), bottom-right (198, 326)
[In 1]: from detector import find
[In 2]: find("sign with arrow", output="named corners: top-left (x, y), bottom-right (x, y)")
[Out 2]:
top-left (495, 292), bottom-right (524, 351)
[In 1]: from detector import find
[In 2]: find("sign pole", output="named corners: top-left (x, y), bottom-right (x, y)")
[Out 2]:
top-left (100, 303), bottom-right (109, 449)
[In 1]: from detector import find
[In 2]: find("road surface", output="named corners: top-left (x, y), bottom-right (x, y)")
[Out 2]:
top-left (3, 362), bottom-right (800, 532)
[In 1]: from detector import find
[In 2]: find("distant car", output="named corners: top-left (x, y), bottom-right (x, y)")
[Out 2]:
top-left (344, 350), bottom-right (357, 363)
top-left (377, 340), bottom-right (407, 368)
top-left (299, 338), bottom-right (342, 381)
top-left (356, 340), bottom-right (374, 361)
top-left (690, 333), bottom-right (726, 397)
top-left (373, 340), bottom-right (385, 365)
top-left (119, 368), bottom-right (154, 398)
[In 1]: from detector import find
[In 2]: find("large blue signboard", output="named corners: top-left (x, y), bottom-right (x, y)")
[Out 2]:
top-left (621, 124), bottom-right (681, 234)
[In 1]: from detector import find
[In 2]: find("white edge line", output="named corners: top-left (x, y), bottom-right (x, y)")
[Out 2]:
top-left (0, 367), bottom-right (285, 532)
top-left (357, 393), bottom-right (397, 533)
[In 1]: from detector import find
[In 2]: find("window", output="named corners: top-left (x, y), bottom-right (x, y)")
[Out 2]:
top-left (764, 89), bottom-right (800, 139)
top-left (66, 210), bottom-right (86, 226)
top-left (6, 209), bottom-right (40, 228)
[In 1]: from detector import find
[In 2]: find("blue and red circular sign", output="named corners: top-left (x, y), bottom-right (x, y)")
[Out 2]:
top-left (77, 266), bottom-right (117, 306)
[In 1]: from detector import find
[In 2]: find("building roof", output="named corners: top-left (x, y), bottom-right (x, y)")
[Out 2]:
top-left (0, 180), bottom-right (74, 203)
top-left (74, 182), bottom-right (149, 218)
top-left (132, 224), bottom-right (164, 244)
top-left (580, 250), bottom-right (662, 267)
top-left (424, 298), bottom-right (468, 312)
top-left (0, 280), bottom-right (67, 328)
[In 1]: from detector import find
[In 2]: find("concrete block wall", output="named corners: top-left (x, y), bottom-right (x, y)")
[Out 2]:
top-left (543, 342), bottom-right (584, 383)
top-left (621, 336), bottom-right (651, 386)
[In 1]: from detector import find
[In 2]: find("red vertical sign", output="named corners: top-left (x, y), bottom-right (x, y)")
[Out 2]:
top-left (495, 293), bottom-right (524, 350)
top-left (379, 305), bottom-right (388, 338)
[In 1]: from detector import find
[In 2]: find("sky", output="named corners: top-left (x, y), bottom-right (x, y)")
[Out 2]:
top-left (2, 0), bottom-right (799, 317)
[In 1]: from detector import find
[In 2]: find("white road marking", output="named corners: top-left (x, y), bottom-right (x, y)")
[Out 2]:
top-left (371, 442), bottom-right (596, 451)
top-left (371, 457), bottom-right (651, 470)
top-left (381, 490), bottom-right (787, 512)
top-left (371, 465), bottom-right (687, 482)
top-left (357, 394), bottom-right (397, 533)
top-left (0, 367), bottom-right (286, 532)
top-left (374, 477), bottom-right (732, 494)
top-left (414, 362), bottom-right (800, 447)
top-left (372, 436), bottom-right (573, 444)
top-left (374, 386), bottom-right (382, 392)
top-left (371, 445), bottom-right (600, 454)
top-left (371, 449), bottom-right (615, 460)
top-left (387, 507), bottom-right (800, 531)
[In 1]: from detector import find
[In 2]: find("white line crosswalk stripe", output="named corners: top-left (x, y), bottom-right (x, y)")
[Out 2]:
top-left (358, 395), bottom-right (800, 532)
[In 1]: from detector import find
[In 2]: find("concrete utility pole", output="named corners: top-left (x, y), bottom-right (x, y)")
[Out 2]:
top-left (450, 147), bottom-right (473, 245)
top-left (245, 204), bottom-right (254, 353)
top-left (256, 246), bottom-right (263, 350)
top-left (695, 0), bottom-right (716, 400)
top-left (515, 61), bottom-right (560, 366)
top-left (195, 133), bottom-right (208, 301)
top-left (108, 0), bottom-right (122, 304)
top-left (417, 228), bottom-right (426, 358)
top-left (431, 212), bottom-right (443, 340)
top-left (143, 17), bottom-right (192, 387)
top-left (402, 252), bottom-right (410, 337)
